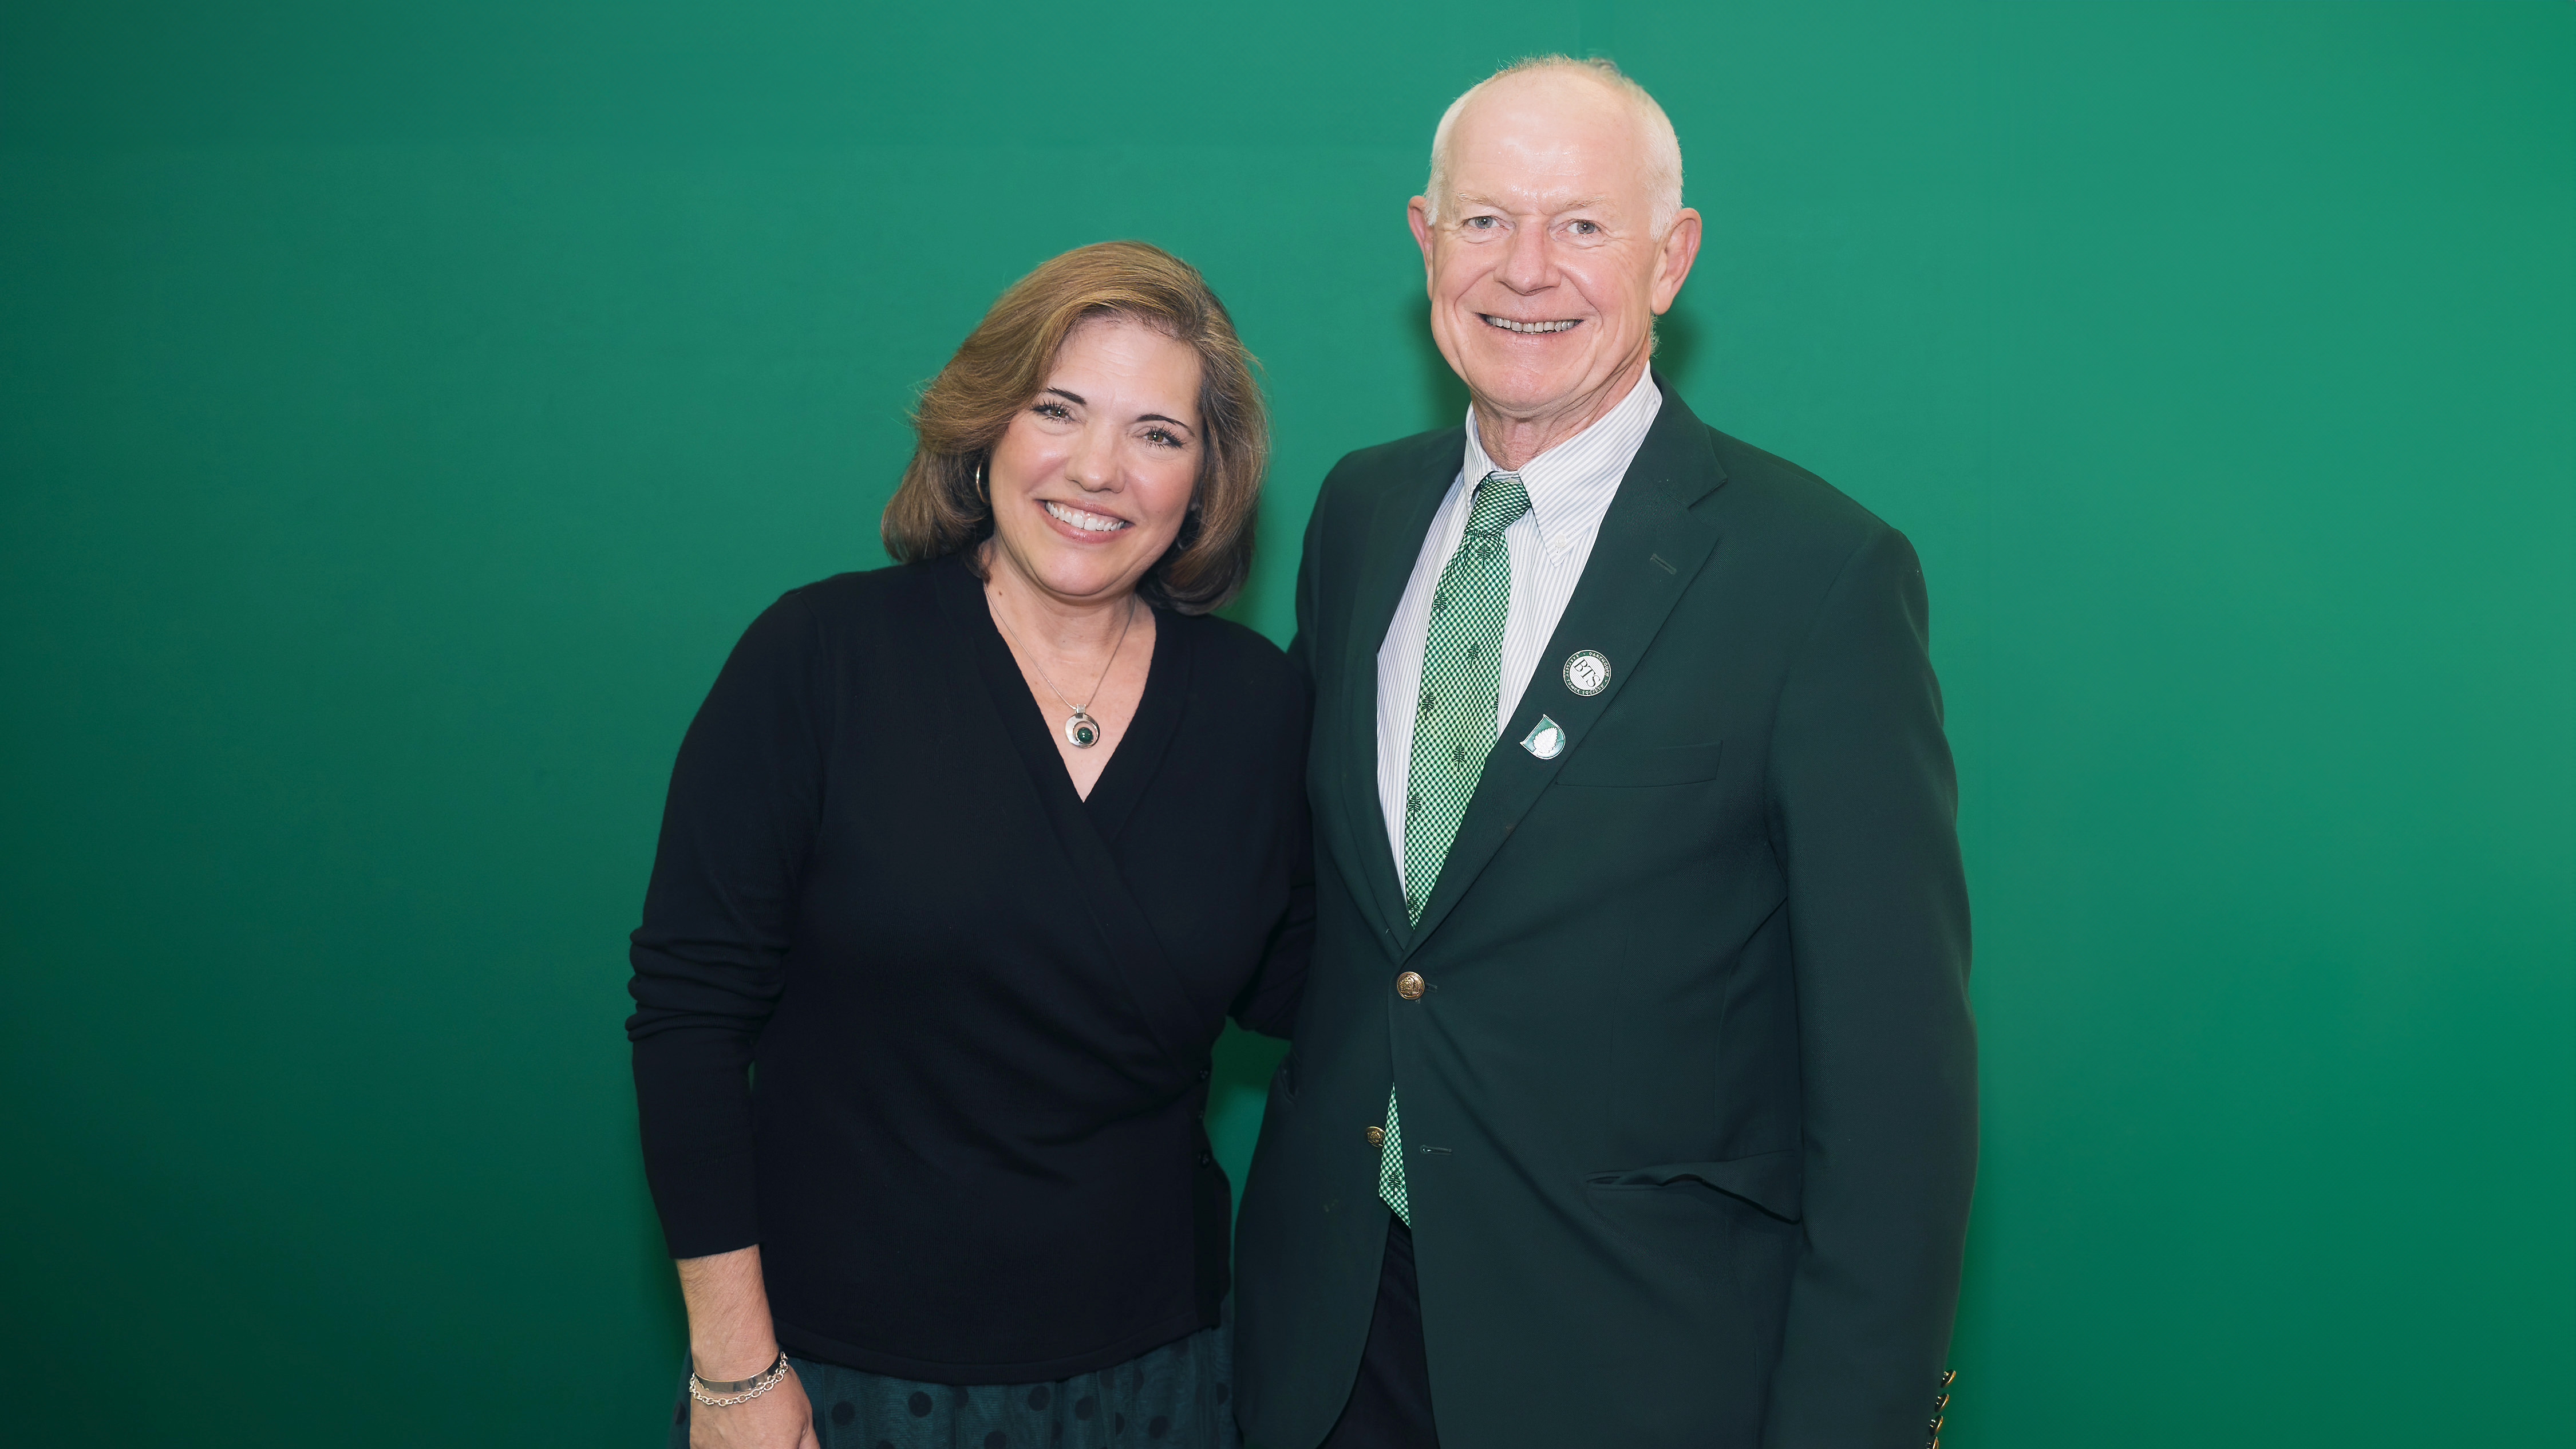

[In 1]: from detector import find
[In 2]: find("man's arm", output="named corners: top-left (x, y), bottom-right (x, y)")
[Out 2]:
top-left (1762, 525), bottom-right (1978, 1448)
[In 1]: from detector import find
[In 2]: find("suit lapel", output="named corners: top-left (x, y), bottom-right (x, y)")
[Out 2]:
top-left (1403, 377), bottom-right (1730, 951)
top-left (1327, 429), bottom-right (1462, 956)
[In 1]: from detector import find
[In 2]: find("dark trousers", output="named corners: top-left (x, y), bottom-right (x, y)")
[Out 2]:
top-left (1318, 1215), bottom-right (1440, 1448)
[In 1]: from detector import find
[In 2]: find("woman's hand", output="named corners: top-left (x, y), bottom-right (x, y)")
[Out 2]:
top-left (689, 1367), bottom-right (818, 1449)
top-left (676, 1246), bottom-right (817, 1448)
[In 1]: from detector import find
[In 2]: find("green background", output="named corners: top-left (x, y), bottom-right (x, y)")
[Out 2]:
top-left (3, 2), bottom-right (2569, 1444)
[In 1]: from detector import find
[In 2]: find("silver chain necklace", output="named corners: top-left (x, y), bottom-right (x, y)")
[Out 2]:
top-left (991, 590), bottom-right (1139, 749)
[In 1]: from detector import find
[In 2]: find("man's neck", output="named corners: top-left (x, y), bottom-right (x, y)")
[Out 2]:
top-left (1469, 354), bottom-right (1652, 472)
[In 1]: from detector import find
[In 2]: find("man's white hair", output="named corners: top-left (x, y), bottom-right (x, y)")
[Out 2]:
top-left (1424, 56), bottom-right (1685, 234)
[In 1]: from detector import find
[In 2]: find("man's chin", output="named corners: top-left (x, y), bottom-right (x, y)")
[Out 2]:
top-left (1456, 355), bottom-right (1601, 418)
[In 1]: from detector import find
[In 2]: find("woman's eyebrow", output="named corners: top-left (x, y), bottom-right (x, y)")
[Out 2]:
top-left (1136, 413), bottom-right (1192, 429)
top-left (1042, 386), bottom-right (1085, 405)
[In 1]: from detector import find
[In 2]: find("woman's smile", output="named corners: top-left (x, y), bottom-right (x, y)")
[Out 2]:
top-left (1042, 499), bottom-right (1132, 535)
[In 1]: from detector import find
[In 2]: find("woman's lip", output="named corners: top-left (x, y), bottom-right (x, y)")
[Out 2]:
top-left (1038, 498), bottom-right (1133, 539)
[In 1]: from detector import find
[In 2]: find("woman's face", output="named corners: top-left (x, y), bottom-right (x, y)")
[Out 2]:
top-left (984, 317), bottom-right (1204, 607)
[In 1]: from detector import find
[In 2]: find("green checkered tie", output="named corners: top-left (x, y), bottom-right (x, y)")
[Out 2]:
top-left (1380, 470), bottom-right (1529, 1226)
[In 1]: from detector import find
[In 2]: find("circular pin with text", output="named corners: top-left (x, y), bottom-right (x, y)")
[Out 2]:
top-left (1562, 649), bottom-right (1612, 697)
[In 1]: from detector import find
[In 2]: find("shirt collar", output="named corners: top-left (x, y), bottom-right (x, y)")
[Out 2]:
top-left (1460, 367), bottom-right (1664, 552)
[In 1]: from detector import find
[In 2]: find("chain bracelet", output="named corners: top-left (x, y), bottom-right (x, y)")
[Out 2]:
top-left (689, 1351), bottom-right (793, 1408)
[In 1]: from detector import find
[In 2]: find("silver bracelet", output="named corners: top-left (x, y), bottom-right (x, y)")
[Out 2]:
top-left (689, 1350), bottom-right (792, 1407)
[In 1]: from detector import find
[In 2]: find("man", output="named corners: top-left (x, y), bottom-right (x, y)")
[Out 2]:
top-left (1234, 57), bottom-right (1976, 1449)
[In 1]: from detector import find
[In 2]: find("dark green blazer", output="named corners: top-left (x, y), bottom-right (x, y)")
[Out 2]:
top-left (1234, 377), bottom-right (1976, 1449)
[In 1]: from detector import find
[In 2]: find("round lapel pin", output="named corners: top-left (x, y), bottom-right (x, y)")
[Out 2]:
top-left (1562, 649), bottom-right (1612, 697)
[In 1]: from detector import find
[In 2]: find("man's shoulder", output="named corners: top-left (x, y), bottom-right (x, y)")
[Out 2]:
top-left (1708, 428), bottom-right (1887, 538)
top-left (1313, 424), bottom-right (1464, 522)
top-left (1699, 424), bottom-right (1903, 570)
top-left (1332, 423), bottom-right (1463, 480)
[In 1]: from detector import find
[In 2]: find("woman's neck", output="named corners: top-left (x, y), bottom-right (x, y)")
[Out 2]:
top-left (978, 543), bottom-right (1140, 657)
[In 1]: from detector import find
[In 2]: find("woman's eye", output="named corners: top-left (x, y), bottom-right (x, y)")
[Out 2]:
top-left (1033, 401), bottom-right (1071, 420)
top-left (1144, 428), bottom-right (1182, 449)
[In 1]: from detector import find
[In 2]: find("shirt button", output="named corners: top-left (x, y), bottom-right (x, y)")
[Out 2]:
top-left (1396, 971), bottom-right (1426, 1000)
top-left (1196, 1151), bottom-right (1214, 1167)
top-left (1365, 1124), bottom-right (1387, 1147)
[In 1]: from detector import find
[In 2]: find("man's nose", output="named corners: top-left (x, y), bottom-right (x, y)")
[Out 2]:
top-left (1498, 221), bottom-right (1554, 294)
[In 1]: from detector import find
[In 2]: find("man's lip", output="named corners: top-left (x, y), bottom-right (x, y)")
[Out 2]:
top-left (1479, 313), bottom-right (1583, 334)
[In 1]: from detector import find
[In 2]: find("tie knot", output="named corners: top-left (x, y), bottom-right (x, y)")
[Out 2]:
top-left (1465, 472), bottom-right (1531, 538)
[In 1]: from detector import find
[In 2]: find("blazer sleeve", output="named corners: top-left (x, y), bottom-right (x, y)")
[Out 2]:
top-left (1761, 525), bottom-right (1978, 1448)
top-left (625, 589), bottom-right (830, 1260)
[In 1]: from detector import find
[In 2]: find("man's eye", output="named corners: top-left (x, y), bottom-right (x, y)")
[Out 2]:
top-left (1465, 216), bottom-right (1499, 230)
top-left (1570, 220), bottom-right (1600, 235)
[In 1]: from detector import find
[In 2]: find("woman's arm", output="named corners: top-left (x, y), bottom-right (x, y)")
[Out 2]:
top-left (626, 590), bottom-right (835, 1445)
top-left (1231, 673), bottom-right (1317, 1040)
top-left (676, 1247), bottom-right (817, 1449)
top-left (629, 590), bottom-right (829, 1253)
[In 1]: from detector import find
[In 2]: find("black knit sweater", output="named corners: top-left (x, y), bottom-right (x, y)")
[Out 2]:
top-left (627, 556), bottom-right (1311, 1381)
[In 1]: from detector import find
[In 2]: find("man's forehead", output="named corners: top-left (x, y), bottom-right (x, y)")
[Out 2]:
top-left (1444, 86), bottom-right (1650, 202)
top-left (1444, 182), bottom-right (1618, 218)
top-left (1442, 134), bottom-right (1649, 216)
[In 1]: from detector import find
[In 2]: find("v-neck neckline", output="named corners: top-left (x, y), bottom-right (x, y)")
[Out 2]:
top-left (939, 555), bottom-right (1188, 844)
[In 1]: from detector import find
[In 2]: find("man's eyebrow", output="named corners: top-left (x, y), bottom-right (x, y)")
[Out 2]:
top-left (1042, 386), bottom-right (1085, 405)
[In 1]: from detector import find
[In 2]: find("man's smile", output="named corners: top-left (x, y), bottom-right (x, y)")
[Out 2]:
top-left (1481, 314), bottom-right (1581, 334)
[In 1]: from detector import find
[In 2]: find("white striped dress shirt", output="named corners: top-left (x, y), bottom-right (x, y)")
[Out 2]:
top-left (1375, 368), bottom-right (1664, 886)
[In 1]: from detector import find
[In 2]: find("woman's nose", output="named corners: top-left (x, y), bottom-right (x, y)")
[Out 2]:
top-left (1065, 423), bottom-right (1121, 491)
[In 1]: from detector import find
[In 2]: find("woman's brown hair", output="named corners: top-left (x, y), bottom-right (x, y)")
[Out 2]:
top-left (881, 240), bottom-right (1268, 615)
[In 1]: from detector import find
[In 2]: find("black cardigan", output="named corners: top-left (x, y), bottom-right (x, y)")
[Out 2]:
top-left (627, 555), bottom-right (1312, 1381)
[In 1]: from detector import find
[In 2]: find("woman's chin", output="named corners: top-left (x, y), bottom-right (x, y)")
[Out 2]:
top-left (1000, 543), bottom-right (1149, 604)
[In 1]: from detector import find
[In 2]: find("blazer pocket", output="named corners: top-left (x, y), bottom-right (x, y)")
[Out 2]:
top-left (1555, 739), bottom-right (1724, 788)
top-left (1585, 1150), bottom-right (1802, 1223)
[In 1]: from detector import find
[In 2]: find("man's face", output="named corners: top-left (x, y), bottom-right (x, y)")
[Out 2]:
top-left (1411, 73), bottom-right (1701, 424)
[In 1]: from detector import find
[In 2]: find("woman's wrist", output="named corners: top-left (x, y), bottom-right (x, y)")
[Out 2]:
top-left (688, 1348), bottom-right (793, 1408)
top-left (674, 1245), bottom-right (783, 1383)
top-left (689, 1338), bottom-right (784, 1383)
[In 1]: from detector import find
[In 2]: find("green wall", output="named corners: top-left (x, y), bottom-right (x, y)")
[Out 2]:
top-left (2, 3), bottom-right (2568, 1444)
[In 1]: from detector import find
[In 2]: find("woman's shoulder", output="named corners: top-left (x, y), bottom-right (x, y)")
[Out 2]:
top-left (781, 558), bottom-right (948, 617)
top-left (1170, 609), bottom-right (1307, 710)
top-left (716, 561), bottom-right (956, 679)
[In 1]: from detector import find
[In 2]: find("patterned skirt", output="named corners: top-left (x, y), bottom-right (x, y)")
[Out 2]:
top-left (667, 1320), bottom-right (1240, 1449)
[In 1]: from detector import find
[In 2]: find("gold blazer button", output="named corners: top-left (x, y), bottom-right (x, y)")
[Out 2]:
top-left (1396, 971), bottom-right (1426, 1000)
top-left (1365, 1124), bottom-right (1387, 1146)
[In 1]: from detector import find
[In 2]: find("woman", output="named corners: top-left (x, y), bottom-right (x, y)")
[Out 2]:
top-left (627, 240), bottom-right (1310, 1449)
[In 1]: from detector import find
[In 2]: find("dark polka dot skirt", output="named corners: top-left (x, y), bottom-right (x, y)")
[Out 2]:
top-left (669, 1317), bottom-right (1238, 1449)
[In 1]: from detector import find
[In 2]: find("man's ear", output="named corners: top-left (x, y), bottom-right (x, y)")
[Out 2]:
top-left (1408, 196), bottom-right (1439, 294)
top-left (1651, 207), bottom-right (1704, 313)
